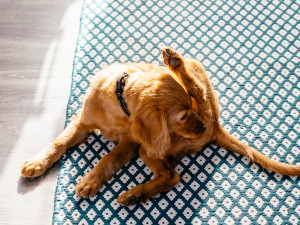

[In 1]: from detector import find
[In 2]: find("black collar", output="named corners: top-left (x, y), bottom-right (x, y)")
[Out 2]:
top-left (115, 72), bottom-right (130, 116)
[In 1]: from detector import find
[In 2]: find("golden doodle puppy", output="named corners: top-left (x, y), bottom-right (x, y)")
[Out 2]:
top-left (21, 47), bottom-right (300, 206)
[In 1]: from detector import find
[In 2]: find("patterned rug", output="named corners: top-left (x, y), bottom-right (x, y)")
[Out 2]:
top-left (52, 0), bottom-right (300, 224)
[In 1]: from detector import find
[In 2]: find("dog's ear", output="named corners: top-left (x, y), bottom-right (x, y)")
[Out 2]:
top-left (131, 109), bottom-right (170, 159)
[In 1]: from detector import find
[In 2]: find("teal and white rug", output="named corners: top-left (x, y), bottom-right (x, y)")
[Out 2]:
top-left (52, 0), bottom-right (300, 224)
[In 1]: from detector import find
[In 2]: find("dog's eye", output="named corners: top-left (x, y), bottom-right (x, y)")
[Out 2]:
top-left (180, 113), bottom-right (188, 121)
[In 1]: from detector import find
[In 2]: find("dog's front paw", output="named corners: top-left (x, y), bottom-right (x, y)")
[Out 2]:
top-left (162, 47), bottom-right (183, 69)
top-left (21, 158), bottom-right (50, 178)
top-left (76, 173), bottom-right (103, 198)
top-left (117, 190), bottom-right (146, 206)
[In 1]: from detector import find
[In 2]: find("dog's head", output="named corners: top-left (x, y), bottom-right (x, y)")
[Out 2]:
top-left (130, 73), bottom-right (206, 159)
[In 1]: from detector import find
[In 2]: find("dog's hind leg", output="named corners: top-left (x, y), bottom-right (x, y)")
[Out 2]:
top-left (117, 146), bottom-right (180, 206)
top-left (76, 137), bottom-right (139, 198)
top-left (162, 46), bottom-right (220, 123)
top-left (162, 47), bottom-right (207, 104)
top-left (21, 114), bottom-right (90, 178)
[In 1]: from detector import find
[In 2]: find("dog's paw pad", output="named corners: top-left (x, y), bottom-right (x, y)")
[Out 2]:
top-left (162, 47), bottom-right (182, 69)
top-left (21, 159), bottom-right (48, 178)
top-left (76, 175), bottom-right (101, 198)
top-left (117, 192), bottom-right (144, 206)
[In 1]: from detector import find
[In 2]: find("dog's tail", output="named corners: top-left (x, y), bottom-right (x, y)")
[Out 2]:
top-left (214, 126), bottom-right (300, 176)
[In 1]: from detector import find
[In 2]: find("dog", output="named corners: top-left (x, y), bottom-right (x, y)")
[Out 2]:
top-left (21, 47), bottom-right (300, 206)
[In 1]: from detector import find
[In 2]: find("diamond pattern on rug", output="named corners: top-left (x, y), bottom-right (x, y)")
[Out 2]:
top-left (53, 0), bottom-right (300, 224)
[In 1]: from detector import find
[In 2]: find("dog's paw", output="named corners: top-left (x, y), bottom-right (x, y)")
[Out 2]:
top-left (76, 173), bottom-right (102, 198)
top-left (117, 190), bottom-right (145, 206)
top-left (162, 47), bottom-right (183, 69)
top-left (21, 158), bottom-right (49, 178)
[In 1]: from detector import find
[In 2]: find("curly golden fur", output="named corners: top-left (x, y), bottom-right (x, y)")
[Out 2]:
top-left (22, 47), bottom-right (300, 206)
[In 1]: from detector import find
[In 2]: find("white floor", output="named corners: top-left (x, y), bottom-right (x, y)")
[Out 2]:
top-left (0, 1), bottom-right (82, 224)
